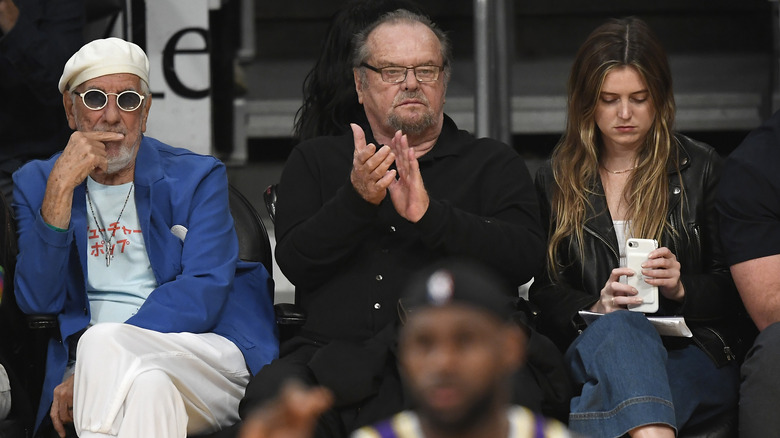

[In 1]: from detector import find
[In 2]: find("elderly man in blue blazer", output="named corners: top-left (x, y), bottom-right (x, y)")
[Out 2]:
top-left (12, 37), bottom-right (278, 438)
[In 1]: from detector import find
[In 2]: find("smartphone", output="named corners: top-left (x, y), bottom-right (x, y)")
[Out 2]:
top-left (625, 238), bottom-right (659, 313)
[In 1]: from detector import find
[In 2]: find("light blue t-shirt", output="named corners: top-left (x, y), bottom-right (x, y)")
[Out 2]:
top-left (85, 177), bottom-right (157, 324)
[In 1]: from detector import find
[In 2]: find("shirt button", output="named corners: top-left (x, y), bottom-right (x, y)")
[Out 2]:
top-left (376, 274), bottom-right (383, 281)
top-left (681, 157), bottom-right (689, 165)
top-left (374, 303), bottom-right (381, 309)
top-left (672, 187), bottom-right (681, 195)
top-left (389, 226), bottom-right (396, 233)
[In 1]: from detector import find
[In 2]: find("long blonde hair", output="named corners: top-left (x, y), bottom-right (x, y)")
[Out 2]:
top-left (547, 17), bottom-right (680, 273)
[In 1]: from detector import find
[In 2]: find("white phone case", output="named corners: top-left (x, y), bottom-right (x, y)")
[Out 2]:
top-left (626, 238), bottom-right (659, 313)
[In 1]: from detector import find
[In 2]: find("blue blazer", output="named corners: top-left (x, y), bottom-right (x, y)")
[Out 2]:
top-left (13, 136), bottom-right (279, 429)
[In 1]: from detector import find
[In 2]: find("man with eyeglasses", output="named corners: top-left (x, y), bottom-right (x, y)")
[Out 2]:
top-left (231, 9), bottom-right (545, 438)
top-left (12, 37), bottom-right (278, 438)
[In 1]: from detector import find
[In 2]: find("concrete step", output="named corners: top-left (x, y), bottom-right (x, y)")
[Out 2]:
top-left (239, 53), bottom-right (770, 139)
top-left (253, 1), bottom-right (771, 58)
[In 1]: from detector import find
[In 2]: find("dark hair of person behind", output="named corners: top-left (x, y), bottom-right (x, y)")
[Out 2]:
top-left (292, 0), bottom-right (426, 142)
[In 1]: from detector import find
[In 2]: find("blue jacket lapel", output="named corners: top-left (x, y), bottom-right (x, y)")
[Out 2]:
top-left (131, 136), bottom-right (166, 283)
top-left (73, 183), bottom-right (88, 283)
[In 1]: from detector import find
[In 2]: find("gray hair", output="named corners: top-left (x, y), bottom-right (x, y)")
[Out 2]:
top-left (352, 9), bottom-right (452, 86)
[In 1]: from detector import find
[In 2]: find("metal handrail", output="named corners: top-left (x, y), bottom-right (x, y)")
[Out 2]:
top-left (474, 0), bottom-right (513, 145)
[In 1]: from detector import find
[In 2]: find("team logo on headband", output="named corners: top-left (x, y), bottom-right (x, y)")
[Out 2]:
top-left (426, 270), bottom-right (454, 306)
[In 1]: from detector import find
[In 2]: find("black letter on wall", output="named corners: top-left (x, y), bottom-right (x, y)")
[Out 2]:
top-left (163, 28), bottom-right (210, 99)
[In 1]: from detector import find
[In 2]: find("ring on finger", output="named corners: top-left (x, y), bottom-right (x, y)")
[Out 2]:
top-left (611, 297), bottom-right (615, 307)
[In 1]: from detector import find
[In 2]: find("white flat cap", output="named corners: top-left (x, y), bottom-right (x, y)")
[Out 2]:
top-left (58, 37), bottom-right (150, 93)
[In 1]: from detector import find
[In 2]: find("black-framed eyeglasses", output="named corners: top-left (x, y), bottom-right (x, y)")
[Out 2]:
top-left (360, 62), bottom-right (443, 83)
top-left (74, 89), bottom-right (146, 112)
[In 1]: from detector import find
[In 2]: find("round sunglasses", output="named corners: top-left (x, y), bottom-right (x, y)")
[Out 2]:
top-left (74, 89), bottom-right (145, 112)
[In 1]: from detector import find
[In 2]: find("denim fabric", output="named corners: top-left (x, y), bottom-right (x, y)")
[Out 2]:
top-left (565, 311), bottom-right (739, 438)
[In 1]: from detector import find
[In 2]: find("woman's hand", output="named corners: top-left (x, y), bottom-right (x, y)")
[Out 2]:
top-left (590, 267), bottom-right (643, 313)
top-left (642, 246), bottom-right (685, 302)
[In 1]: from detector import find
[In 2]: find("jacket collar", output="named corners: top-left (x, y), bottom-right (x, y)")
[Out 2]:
top-left (361, 114), bottom-right (461, 164)
top-left (73, 183), bottom-right (88, 287)
top-left (584, 136), bottom-right (693, 258)
top-left (129, 136), bottom-right (162, 282)
top-left (667, 135), bottom-right (691, 214)
top-left (419, 115), bottom-right (462, 163)
top-left (132, 136), bottom-right (165, 188)
top-left (583, 178), bottom-right (620, 261)
top-left (668, 134), bottom-right (691, 174)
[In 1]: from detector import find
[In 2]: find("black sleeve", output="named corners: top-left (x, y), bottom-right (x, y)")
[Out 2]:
top-left (414, 147), bottom-right (545, 286)
top-left (529, 165), bottom-right (599, 351)
top-left (274, 146), bottom-right (380, 289)
top-left (679, 148), bottom-right (741, 321)
top-left (717, 145), bottom-right (780, 266)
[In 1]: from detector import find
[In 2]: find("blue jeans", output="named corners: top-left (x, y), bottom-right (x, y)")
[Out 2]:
top-left (565, 311), bottom-right (739, 438)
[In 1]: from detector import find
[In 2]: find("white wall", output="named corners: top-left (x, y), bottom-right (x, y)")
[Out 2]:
top-left (123, 0), bottom-right (214, 155)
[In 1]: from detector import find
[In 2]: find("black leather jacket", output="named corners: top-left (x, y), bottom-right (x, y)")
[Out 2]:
top-left (530, 134), bottom-right (751, 367)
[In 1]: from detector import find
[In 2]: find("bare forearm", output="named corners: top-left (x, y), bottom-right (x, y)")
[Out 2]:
top-left (731, 255), bottom-right (780, 331)
top-left (41, 173), bottom-right (75, 229)
top-left (39, 131), bottom-right (121, 228)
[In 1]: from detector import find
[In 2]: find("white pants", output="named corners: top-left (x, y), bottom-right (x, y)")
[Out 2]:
top-left (73, 323), bottom-right (250, 438)
top-left (0, 363), bottom-right (10, 420)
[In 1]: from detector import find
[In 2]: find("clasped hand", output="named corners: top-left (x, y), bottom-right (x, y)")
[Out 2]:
top-left (41, 131), bottom-right (124, 228)
top-left (52, 131), bottom-right (124, 189)
top-left (350, 124), bottom-right (429, 222)
top-left (593, 246), bottom-right (685, 313)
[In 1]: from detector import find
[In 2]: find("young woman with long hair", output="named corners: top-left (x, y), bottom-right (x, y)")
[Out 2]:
top-left (530, 17), bottom-right (749, 438)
